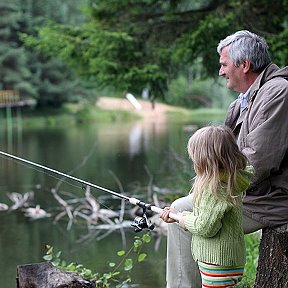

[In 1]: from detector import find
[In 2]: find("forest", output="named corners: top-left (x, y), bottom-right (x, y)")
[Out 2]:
top-left (1, 0), bottom-right (288, 108)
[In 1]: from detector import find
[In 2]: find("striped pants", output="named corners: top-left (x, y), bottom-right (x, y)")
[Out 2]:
top-left (197, 261), bottom-right (244, 287)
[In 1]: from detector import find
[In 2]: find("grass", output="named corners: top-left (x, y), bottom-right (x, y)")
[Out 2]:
top-left (167, 108), bottom-right (227, 124)
top-left (18, 102), bottom-right (141, 128)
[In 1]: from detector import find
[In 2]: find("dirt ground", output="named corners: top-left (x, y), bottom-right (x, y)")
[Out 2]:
top-left (96, 96), bottom-right (187, 123)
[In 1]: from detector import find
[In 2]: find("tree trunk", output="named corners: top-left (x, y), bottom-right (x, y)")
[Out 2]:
top-left (16, 262), bottom-right (94, 288)
top-left (255, 227), bottom-right (288, 288)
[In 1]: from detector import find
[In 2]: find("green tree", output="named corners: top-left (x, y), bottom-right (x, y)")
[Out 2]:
top-left (0, 0), bottom-right (93, 108)
top-left (20, 0), bottom-right (92, 107)
top-left (28, 56), bottom-right (91, 107)
top-left (0, 1), bottom-right (36, 97)
top-left (22, 0), bottom-right (288, 103)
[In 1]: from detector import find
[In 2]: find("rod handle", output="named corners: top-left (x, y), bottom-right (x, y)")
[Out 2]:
top-left (151, 205), bottom-right (182, 222)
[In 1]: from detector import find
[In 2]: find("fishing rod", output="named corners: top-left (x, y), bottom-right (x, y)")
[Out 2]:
top-left (0, 150), bottom-right (180, 232)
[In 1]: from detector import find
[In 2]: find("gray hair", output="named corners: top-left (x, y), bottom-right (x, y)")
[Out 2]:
top-left (217, 30), bottom-right (271, 72)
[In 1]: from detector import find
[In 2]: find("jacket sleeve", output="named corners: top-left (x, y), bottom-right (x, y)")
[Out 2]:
top-left (182, 191), bottom-right (231, 238)
top-left (242, 78), bottom-right (288, 184)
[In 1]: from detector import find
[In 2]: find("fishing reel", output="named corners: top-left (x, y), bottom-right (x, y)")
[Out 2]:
top-left (131, 207), bottom-right (155, 232)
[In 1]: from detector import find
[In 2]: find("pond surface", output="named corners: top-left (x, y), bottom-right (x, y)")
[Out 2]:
top-left (0, 116), bottom-right (213, 287)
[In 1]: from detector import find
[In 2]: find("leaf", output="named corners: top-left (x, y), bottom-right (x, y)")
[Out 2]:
top-left (109, 262), bottom-right (116, 267)
top-left (124, 258), bottom-right (133, 271)
top-left (117, 277), bottom-right (131, 287)
top-left (66, 263), bottom-right (76, 271)
top-left (103, 272), bottom-right (112, 279)
top-left (142, 233), bottom-right (151, 243)
top-left (76, 264), bottom-right (83, 269)
top-left (51, 259), bottom-right (60, 266)
top-left (56, 251), bottom-right (62, 258)
top-left (43, 254), bottom-right (53, 261)
top-left (117, 250), bottom-right (125, 256)
top-left (133, 239), bottom-right (142, 249)
top-left (82, 269), bottom-right (92, 277)
top-left (138, 253), bottom-right (147, 262)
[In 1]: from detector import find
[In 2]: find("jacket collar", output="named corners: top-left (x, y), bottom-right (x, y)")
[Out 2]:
top-left (226, 63), bottom-right (281, 131)
top-left (250, 63), bottom-right (279, 101)
top-left (237, 63), bottom-right (278, 122)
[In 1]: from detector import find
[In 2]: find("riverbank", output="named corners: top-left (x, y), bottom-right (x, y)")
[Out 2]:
top-left (5, 96), bottom-right (226, 129)
top-left (96, 97), bottom-right (227, 124)
top-left (17, 97), bottom-right (191, 128)
top-left (96, 96), bottom-right (189, 123)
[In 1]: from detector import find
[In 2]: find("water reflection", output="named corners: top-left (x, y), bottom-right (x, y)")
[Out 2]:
top-left (129, 123), bottom-right (143, 157)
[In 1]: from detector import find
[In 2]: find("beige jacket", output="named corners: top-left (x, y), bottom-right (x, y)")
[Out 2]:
top-left (225, 63), bottom-right (288, 227)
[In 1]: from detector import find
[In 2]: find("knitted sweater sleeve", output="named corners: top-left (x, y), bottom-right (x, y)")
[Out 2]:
top-left (182, 191), bottom-right (231, 238)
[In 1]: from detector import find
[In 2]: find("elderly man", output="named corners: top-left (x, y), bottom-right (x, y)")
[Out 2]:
top-left (164, 30), bottom-right (288, 288)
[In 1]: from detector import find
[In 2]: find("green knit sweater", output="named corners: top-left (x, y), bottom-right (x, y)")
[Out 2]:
top-left (182, 166), bottom-right (254, 266)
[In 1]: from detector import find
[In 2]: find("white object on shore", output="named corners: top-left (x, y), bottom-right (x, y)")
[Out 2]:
top-left (126, 93), bottom-right (142, 110)
top-left (23, 204), bottom-right (51, 219)
top-left (0, 203), bottom-right (9, 211)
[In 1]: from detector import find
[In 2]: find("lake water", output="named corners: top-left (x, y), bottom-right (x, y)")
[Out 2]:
top-left (0, 115), bottom-right (212, 287)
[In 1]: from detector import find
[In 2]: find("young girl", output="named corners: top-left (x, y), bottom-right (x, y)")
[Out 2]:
top-left (160, 125), bottom-right (254, 287)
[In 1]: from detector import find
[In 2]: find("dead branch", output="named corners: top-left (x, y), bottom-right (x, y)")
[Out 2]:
top-left (51, 188), bottom-right (74, 229)
top-left (8, 192), bottom-right (34, 211)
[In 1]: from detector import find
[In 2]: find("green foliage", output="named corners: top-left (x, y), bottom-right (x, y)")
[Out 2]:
top-left (268, 28), bottom-right (288, 67)
top-left (173, 12), bottom-right (238, 77)
top-left (22, 21), bottom-right (169, 99)
top-left (0, 1), bottom-right (35, 95)
top-left (237, 233), bottom-right (260, 287)
top-left (28, 56), bottom-right (93, 108)
top-left (21, 0), bottom-right (288, 105)
top-left (3, 0), bottom-right (288, 107)
top-left (43, 233), bottom-right (151, 287)
top-left (166, 74), bottom-right (236, 109)
top-left (0, 0), bottom-right (94, 108)
top-left (21, 0), bottom-right (95, 108)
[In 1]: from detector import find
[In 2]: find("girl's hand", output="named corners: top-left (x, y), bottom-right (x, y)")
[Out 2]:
top-left (160, 207), bottom-right (178, 223)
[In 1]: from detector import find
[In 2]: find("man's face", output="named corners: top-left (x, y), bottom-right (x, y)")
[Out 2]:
top-left (219, 46), bottom-right (243, 93)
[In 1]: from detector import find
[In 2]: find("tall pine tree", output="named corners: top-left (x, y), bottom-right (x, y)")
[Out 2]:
top-left (0, 0), bottom-right (92, 107)
top-left (0, 0), bottom-right (36, 97)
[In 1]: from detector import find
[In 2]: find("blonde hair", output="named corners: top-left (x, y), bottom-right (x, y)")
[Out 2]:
top-left (187, 125), bottom-right (247, 206)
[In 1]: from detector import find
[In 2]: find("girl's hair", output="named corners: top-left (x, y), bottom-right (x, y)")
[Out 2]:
top-left (187, 125), bottom-right (247, 206)
top-left (217, 30), bottom-right (271, 73)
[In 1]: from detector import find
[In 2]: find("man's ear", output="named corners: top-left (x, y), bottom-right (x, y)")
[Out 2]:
top-left (241, 60), bottom-right (251, 73)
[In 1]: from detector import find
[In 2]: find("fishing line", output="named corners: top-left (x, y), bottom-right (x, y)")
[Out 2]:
top-left (0, 150), bottom-right (130, 199)
top-left (0, 152), bottom-right (122, 212)
top-left (1, 154), bottom-right (85, 191)
top-left (0, 150), bottom-right (181, 231)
